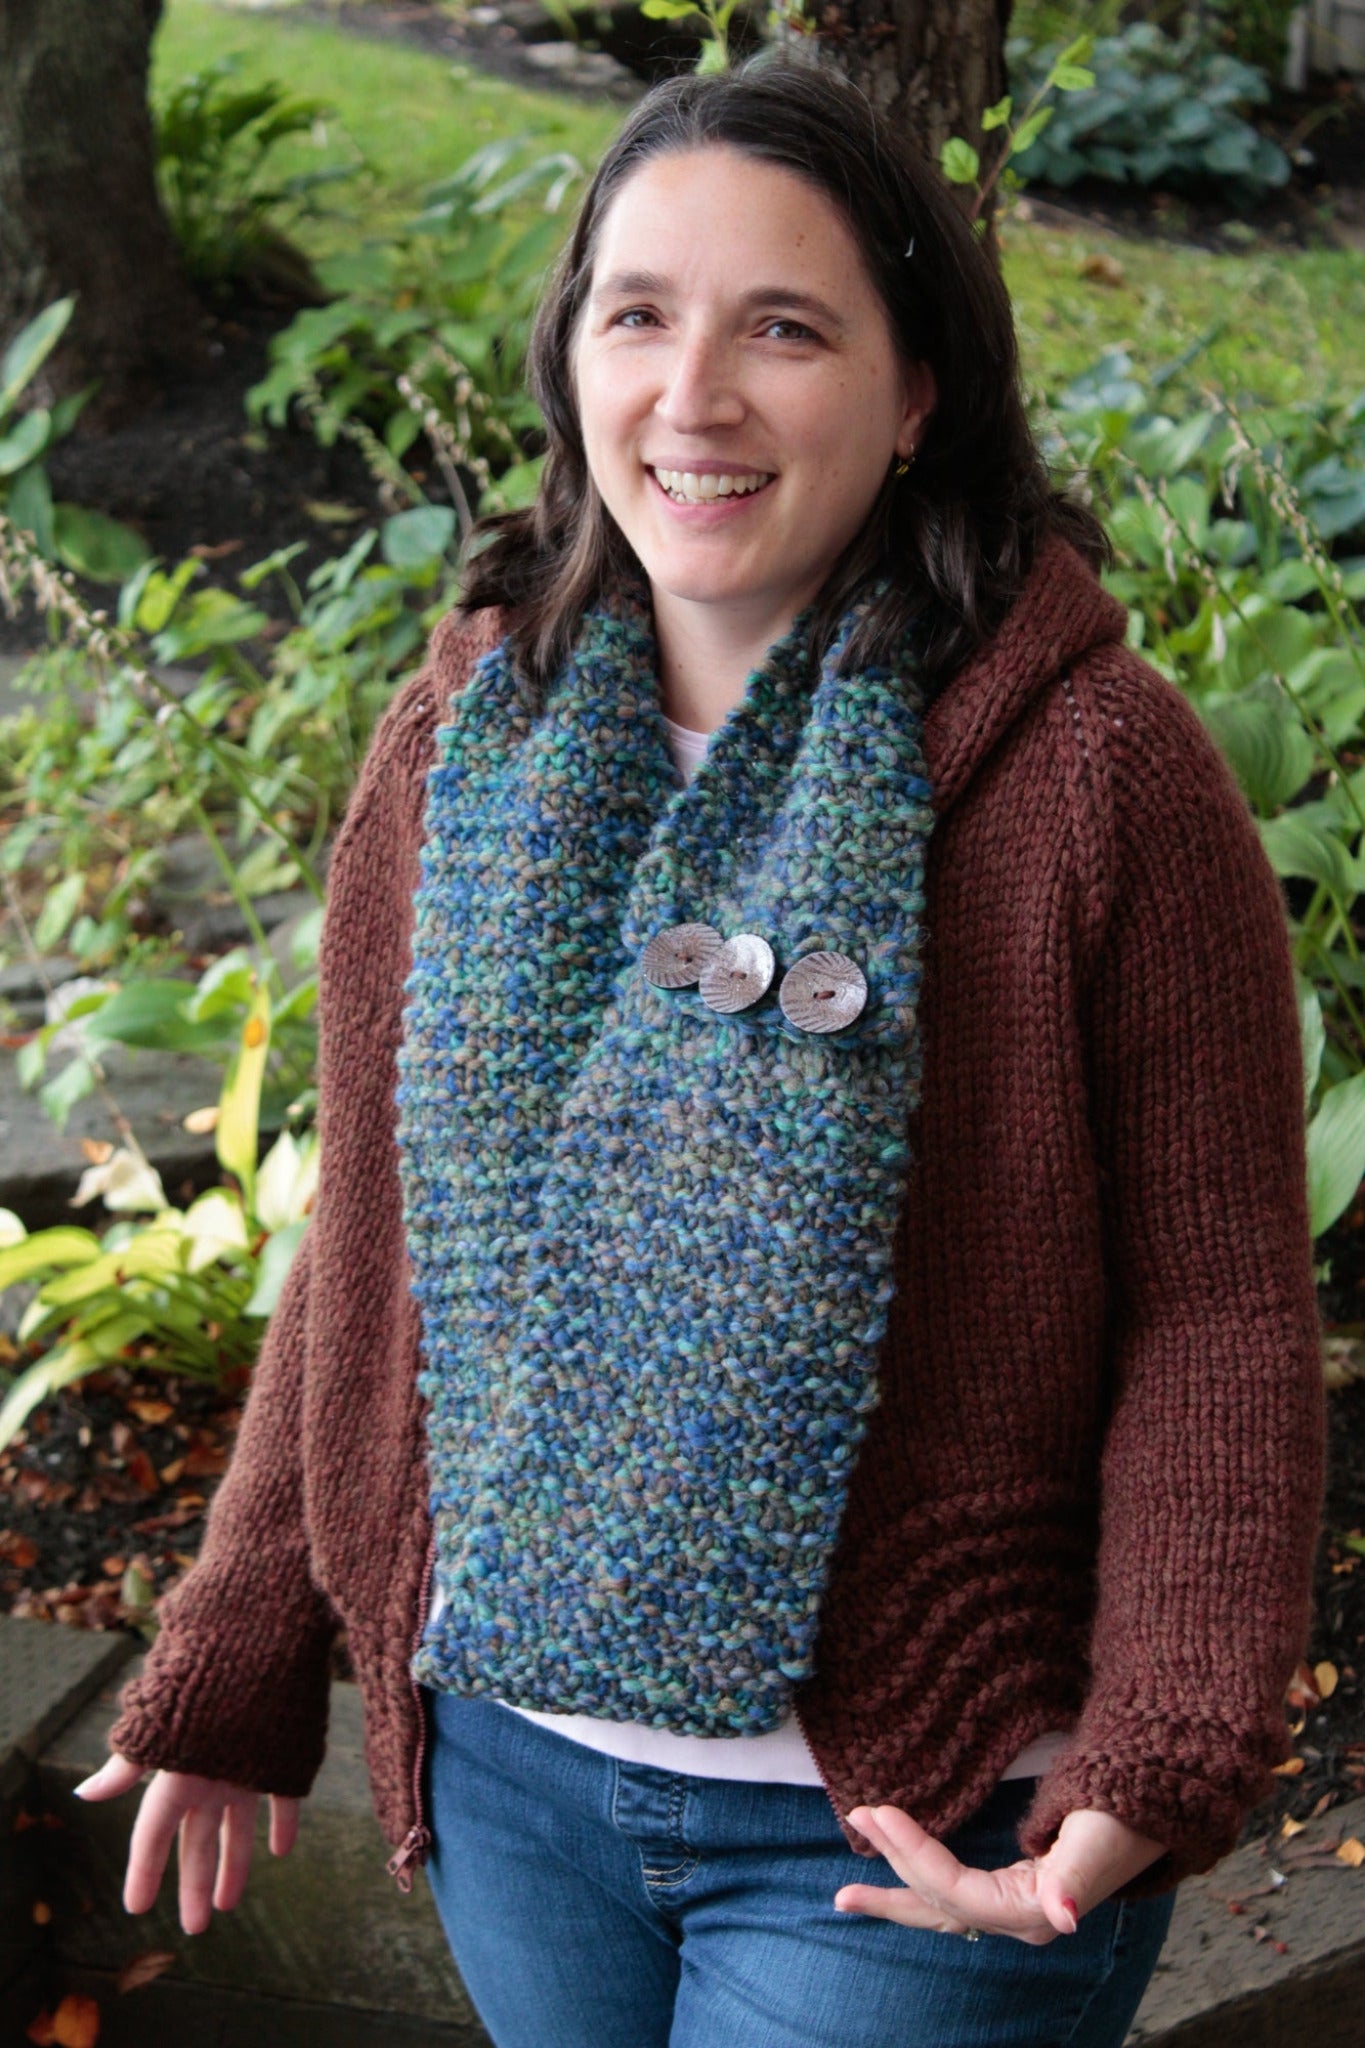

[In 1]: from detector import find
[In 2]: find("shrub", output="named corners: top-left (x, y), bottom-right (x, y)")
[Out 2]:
top-left (1009, 23), bottom-right (1291, 202)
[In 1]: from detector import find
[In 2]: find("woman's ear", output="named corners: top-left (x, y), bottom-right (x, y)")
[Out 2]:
top-left (895, 360), bottom-right (938, 460)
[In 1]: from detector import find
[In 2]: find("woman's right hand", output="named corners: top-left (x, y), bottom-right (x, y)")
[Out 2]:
top-left (74, 1754), bottom-right (301, 1935)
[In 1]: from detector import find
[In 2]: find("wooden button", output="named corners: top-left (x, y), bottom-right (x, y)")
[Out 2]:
top-left (778, 951), bottom-right (867, 1033)
top-left (699, 933), bottom-right (775, 1014)
top-left (642, 922), bottom-right (723, 988)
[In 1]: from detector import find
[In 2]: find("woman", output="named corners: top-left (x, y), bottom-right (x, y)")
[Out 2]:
top-left (78, 58), bottom-right (1324, 2048)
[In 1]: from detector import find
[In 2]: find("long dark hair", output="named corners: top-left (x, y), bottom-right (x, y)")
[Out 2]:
top-left (461, 55), bottom-right (1107, 703)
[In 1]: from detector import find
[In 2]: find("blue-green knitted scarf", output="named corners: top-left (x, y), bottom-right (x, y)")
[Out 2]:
top-left (396, 584), bottom-right (934, 1733)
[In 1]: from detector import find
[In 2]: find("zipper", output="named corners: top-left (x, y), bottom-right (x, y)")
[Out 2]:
top-left (387, 1525), bottom-right (437, 1892)
top-left (792, 1697), bottom-right (868, 1850)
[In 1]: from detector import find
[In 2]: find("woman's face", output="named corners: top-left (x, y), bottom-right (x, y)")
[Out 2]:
top-left (572, 146), bottom-right (935, 642)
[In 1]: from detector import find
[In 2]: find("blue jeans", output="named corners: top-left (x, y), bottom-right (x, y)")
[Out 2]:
top-left (422, 1690), bottom-right (1175, 2048)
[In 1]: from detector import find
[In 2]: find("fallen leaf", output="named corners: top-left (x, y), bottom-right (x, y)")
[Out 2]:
top-left (1079, 251), bottom-right (1126, 287)
top-left (1322, 1336), bottom-right (1365, 1388)
top-left (1310, 1791), bottom-right (1337, 1819)
top-left (32, 1901), bottom-right (51, 1924)
top-left (0, 1531), bottom-right (40, 1569)
top-left (182, 1105), bottom-right (219, 1135)
top-left (1287, 1660), bottom-right (1321, 1710)
top-left (189, 538), bottom-right (244, 560)
top-left (158, 1458), bottom-right (185, 1486)
top-left (1336, 1837), bottom-right (1365, 1867)
top-left (1271, 1756), bottom-right (1306, 1776)
top-left (127, 1399), bottom-right (173, 1427)
top-left (182, 1436), bottom-right (227, 1478)
top-left (110, 1422), bottom-right (137, 1459)
top-left (1314, 1660), bottom-right (1339, 1699)
top-left (26, 2013), bottom-right (57, 2046)
top-left (1280, 1815), bottom-right (1306, 1837)
top-left (79, 1140), bottom-right (114, 1166)
top-left (125, 1451), bottom-right (159, 1495)
top-left (100, 1557), bottom-right (126, 1579)
top-left (46, 1996), bottom-right (99, 2048)
top-left (115, 1951), bottom-right (176, 1995)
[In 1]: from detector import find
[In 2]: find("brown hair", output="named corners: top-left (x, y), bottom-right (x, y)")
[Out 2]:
top-left (460, 55), bottom-right (1108, 704)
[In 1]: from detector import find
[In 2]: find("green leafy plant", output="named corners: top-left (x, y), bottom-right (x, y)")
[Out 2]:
top-left (0, 968), bottom-right (318, 1449)
top-left (14, 916), bottom-right (320, 1135)
top-left (939, 33), bottom-right (1098, 220)
top-left (155, 56), bottom-right (354, 297)
top-left (1006, 23), bottom-right (1291, 202)
top-left (0, 506), bottom-right (454, 975)
top-left (248, 137), bottom-right (583, 522)
top-left (1038, 347), bottom-right (1365, 1234)
top-left (639, 0), bottom-right (744, 74)
top-left (1202, 0), bottom-right (1302, 78)
top-left (0, 300), bottom-right (151, 584)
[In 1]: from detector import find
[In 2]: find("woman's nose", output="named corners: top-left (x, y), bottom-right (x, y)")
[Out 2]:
top-left (655, 334), bottom-right (745, 433)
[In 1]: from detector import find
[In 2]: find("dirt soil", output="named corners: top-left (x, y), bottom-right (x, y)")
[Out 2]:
top-left (0, 303), bottom-right (398, 662)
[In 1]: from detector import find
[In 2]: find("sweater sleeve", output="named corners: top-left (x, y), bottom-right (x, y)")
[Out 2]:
top-left (1016, 657), bottom-right (1326, 1893)
top-left (108, 1232), bottom-right (335, 1795)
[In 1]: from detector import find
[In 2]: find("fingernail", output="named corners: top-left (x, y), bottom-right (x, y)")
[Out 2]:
top-left (72, 1776), bottom-right (96, 1798)
top-left (1060, 1896), bottom-right (1079, 1934)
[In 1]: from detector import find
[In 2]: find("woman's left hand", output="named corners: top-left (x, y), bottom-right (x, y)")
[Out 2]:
top-left (835, 1804), bottom-right (1167, 1944)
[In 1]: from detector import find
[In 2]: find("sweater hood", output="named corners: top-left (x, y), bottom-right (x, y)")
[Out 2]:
top-left (922, 534), bottom-right (1127, 817)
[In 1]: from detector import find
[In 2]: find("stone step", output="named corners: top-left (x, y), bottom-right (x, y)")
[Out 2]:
top-left (4, 1620), bottom-right (1364, 2045)
top-left (17, 1637), bottom-right (485, 2045)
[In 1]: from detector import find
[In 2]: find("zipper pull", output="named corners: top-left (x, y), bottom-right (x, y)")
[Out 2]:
top-left (386, 1822), bottom-right (432, 1891)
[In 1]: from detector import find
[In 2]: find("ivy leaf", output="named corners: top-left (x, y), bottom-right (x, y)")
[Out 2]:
top-left (981, 96), bottom-right (1012, 132)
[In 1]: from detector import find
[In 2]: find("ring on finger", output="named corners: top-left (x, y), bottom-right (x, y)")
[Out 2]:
top-left (961, 1926), bottom-right (982, 1942)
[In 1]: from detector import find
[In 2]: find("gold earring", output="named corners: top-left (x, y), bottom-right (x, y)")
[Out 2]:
top-left (894, 456), bottom-right (912, 477)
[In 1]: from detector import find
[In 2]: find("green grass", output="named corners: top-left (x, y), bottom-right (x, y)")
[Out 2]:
top-left (155, 1), bottom-right (1365, 408)
top-left (1004, 217), bottom-right (1365, 405)
top-left (153, 0), bottom-right (621, 253)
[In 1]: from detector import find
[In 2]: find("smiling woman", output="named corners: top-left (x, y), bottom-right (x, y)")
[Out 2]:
top-left (570, 148), bottom-right (933, 729)
top-left (86, 53), bottom-right (1324, 2048)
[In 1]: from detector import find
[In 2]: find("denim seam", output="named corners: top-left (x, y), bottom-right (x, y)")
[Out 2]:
top-left (1055, 1899), bottom-right (1127, 2047)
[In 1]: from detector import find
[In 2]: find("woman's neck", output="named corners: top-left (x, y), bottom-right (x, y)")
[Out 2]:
top-left (652, 590), bottom-right (806, 735)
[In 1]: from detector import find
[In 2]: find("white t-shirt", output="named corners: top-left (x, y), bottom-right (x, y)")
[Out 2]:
top-left (427, 712), bottom-right (1066, 1786)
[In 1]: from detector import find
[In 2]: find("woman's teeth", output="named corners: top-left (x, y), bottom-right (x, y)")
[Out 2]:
top-left (653, 469), bottom-right (772, 503)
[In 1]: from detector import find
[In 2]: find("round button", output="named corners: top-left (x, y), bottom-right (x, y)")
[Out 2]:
top-left (642, 922), bottom-right (723, 989)
top-left (778, 950), bottom-right (868, 1034)
top-left (699, 932), bottom-right (775, 1014)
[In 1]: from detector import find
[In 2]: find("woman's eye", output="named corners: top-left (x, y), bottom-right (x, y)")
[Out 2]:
top-left (761, 318), bottom-right (817, 341)
top-left (613, 308), bottom-right (658, 330)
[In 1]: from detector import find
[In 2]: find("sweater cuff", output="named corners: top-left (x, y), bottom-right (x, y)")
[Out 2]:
top-left (1016, 1708), bottom-right (1282, 1896)
top-left (109, 1607), bottom-right (334, 1799)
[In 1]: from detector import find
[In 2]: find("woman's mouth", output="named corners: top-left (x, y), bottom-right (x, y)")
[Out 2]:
top-left (650, 467), bottom-right (775, 504)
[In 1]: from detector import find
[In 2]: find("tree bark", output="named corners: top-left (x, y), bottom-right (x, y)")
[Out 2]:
top-left (787, 0), bottom-right (1013, 212)
top-left (0, 0), bottom-right (205, 422)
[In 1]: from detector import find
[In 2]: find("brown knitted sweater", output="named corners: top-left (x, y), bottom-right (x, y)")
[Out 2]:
top-left (110, 536), bottom-right (1325, 1895)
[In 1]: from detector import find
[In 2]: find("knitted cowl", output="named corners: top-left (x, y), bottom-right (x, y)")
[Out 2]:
top-left (396, 586), bottom-right (934, 1731)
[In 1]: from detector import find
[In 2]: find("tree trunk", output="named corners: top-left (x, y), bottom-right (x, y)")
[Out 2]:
top-left (786, 0), bottom-right (1013, 212)
top-left (0, 0), bottom-right (205, 422)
